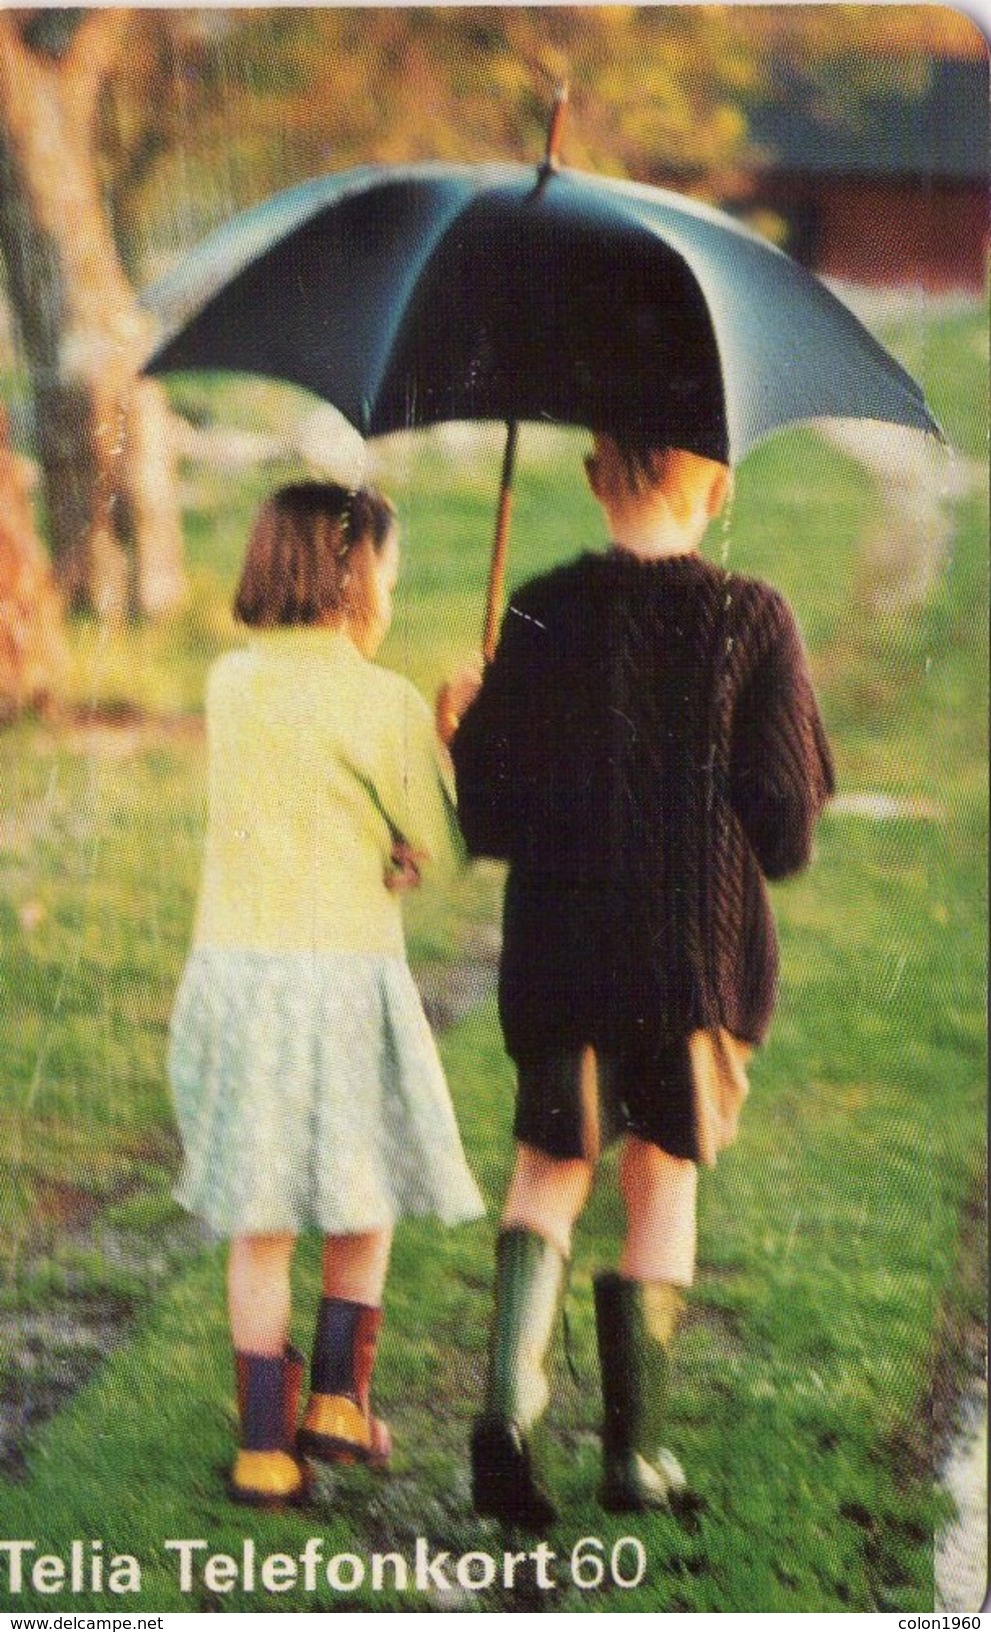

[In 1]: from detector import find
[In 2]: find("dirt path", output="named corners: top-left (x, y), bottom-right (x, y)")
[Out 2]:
top-left (933, 1172), bottom-right (989, 1613)
top-left (936, 1380), bottom-right (989, 1611)
top-left (822, 407), bottom-right (988, 1611)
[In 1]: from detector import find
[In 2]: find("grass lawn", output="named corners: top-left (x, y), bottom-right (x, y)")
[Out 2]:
top-left (0, 308), bottom-right (986, 1611)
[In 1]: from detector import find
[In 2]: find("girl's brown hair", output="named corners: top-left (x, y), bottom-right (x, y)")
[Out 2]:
top-left (233, 482), bottom-right (396, 632)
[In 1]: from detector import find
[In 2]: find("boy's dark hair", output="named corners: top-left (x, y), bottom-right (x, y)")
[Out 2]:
top-left (234, 482), bottom-right (396, 630)
top-left (615, 438), bottom-right (668, 494)
top-left (593, 433), bottom-right (731, 513)
top-left (593, 432), bottom-right (670, 495)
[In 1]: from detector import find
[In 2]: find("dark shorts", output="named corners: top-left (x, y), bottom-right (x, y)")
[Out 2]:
top-left (513, 1040), bottom-right (699, 1163)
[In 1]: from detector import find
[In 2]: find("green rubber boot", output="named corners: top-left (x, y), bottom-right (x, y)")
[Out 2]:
top-left (471, 1227), bottom-right (566, 1528)
top-left (594, 1272), bottom-right (689, 1513)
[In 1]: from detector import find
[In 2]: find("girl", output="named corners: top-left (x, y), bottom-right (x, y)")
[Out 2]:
top-left (449, 432), bottom-right (834, 1524)
top-left (169, 482), bottom-right (484, 1507)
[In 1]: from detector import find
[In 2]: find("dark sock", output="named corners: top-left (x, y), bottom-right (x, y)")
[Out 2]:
top-left (241, 1353), bottom-right (287, 1451)
top-left (311, 1297), bottom-right (368, 1396)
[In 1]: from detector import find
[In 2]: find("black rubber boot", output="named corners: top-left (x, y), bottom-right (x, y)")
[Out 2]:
top-left (593, 1272), bottom-right (689, 1513)
top-left (471, 1227), bottom-right (566, 1528)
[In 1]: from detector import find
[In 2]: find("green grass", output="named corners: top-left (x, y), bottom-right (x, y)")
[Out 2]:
top-left (0, 308), bottom-right (986, 1610)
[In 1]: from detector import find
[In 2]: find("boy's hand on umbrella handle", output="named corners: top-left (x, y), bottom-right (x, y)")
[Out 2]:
top-left (386, 840), bottom-right (428, 893)
top-left (436, 664), bottom-right (483, 746)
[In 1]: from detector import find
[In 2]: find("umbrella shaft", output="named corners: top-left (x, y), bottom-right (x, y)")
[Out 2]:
top-left (483, 419), bottom-right (519, 663)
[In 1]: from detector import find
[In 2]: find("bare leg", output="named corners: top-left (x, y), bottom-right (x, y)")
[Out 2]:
top-left (322, 1228), bottom-right (393, 1305)
top-left (501, 1142), bottom-right (594, 1258)
top-left (618, 1136), bottom-right (698, 1285)
top-left (228, 1232), bottom-right (296, 1356)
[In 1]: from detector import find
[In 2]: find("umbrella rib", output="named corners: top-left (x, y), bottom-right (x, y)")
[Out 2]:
top-left (142, 167), bottom-right (387, 345)
top-left (360, 187), bottom-right (487, 435)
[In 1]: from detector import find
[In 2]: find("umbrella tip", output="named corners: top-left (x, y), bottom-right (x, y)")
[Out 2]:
top-left (540, 80), bottom-right (570, 176)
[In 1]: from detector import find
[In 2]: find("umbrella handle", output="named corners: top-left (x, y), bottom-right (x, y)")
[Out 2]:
top-left (482, 419), bottom-right (519, 664)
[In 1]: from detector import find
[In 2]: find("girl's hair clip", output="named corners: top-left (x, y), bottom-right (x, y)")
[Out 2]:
top-left (336, 490), bottom-right (359, 557)
top-left (337, 488), bottom-right (363, 552)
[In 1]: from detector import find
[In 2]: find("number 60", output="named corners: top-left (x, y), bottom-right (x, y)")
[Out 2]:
top-left (570, 1536), bottom-right (647, 1590)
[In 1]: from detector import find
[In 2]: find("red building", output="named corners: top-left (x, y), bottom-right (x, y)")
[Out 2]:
top-left (734, 55), bottom-right (989, 293)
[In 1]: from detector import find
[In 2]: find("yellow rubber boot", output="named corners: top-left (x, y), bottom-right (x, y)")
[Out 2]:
top-left (230, 1346), bottom-right (308, 1508)
top-left (298, 1300), bottom-right (391, 1467)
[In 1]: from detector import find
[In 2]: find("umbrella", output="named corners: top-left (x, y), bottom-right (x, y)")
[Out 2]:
top-left (143, 110), bottom-right (940, 656)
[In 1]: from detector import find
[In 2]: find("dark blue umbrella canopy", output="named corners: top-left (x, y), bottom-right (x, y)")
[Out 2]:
top-left (143, 161), bottom-right (940, 465)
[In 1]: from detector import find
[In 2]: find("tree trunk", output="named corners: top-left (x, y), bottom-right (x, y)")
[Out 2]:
top-left (0, 12), bottom-right (185, 619)
top-left (0, 405), bottom-right (68, 721)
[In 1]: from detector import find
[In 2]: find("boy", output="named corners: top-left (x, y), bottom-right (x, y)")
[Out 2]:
top-left (448, 432), bottom-right (834, 1524)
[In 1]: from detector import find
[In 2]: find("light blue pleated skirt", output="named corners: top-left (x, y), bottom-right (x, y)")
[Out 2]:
top-left (168, 948), bottom-right (485, 1237)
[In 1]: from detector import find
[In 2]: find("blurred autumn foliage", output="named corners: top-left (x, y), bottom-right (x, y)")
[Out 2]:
top-left (0, 3), bottom-right (986, 665)
top-left (0, 404), bottom-right (66, 719)
top-left (100, 6), bottom-right (989, 274)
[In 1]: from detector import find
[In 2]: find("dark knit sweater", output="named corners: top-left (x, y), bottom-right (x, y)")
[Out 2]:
top-left (451, 549), bottom-right (834, 1061)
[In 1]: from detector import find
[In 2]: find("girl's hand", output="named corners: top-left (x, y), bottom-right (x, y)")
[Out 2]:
top-left (386, 840), bottom-right (428, 893)
top-left (435, 663), bottom-right (483, 746)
